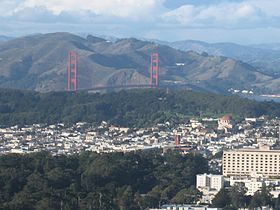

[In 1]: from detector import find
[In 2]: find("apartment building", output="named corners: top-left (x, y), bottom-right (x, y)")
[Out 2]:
top-left (196, 174), bottom-right (224, 191)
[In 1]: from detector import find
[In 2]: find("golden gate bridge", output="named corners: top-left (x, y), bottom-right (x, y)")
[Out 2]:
top-left (67, 51), bottom-right (160, 92)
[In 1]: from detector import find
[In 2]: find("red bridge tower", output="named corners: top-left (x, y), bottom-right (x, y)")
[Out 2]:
top-left (67, 51), bottom-right (77, 91)
top-left (150, 53), bottom-right (159, 86)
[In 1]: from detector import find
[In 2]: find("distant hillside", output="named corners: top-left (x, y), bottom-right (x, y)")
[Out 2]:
top-left (0, 35), bottom-right (13, 42)
top-left (250, 43), bottom-right (280, 51)
top-left (160, 39), bottom-right (280, 77)
top-left (0, 88), bottom-right (280, 127)
top-left (0, 32), bottom-right (279, 93)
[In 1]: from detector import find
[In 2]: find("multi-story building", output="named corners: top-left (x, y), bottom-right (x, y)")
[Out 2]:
top-left (196, 174), bottom-right (224, 204)
top-left (196, 174), bottom-right (224, 191)
top-left (223, 146), bottom-right (280, 178)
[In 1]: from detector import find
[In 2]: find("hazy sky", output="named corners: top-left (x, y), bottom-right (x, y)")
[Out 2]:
top-left (1, 0), bottom-right (280, 44)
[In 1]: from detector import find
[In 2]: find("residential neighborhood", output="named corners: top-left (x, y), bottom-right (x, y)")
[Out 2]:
top-left (0, 115), bottom-right (278, 158)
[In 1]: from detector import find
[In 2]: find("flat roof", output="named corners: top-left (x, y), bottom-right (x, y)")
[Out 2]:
top-left (224, 149), bottom-right (280, 153)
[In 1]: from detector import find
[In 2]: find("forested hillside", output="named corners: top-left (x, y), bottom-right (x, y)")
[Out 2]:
top-left (0, 150), bottom-right (208, 210)
top-left (0, 88), bottom-right (280, 127)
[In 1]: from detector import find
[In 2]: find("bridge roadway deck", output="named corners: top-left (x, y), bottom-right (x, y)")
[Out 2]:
top-left (73, 83), bottom-right (193, 92)
top-left (78, 84), bottom-right (159, 91)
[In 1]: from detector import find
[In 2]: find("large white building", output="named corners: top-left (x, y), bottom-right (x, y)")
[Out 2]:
top-left (223, 146), bottom-right (280, 178)
top-left (196, 174), bottom-right (224, 204)
top-left (196, 174), bottom-right (224, 191)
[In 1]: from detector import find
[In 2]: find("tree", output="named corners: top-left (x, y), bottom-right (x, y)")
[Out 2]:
top-left (212, 188), bottom-right (231, 208)
top-left (117, 186), bottom-right (137, 210)
top-left (249, 183), bottom-right (272, 209)
top-left (171, 186), bottom-right (202, 204)
top-left (228, 183), bottom-right (247, 208)
top-left (35, 197), bottom-right (59, 210)
top-left (273, 194), bottom-right (280, 209)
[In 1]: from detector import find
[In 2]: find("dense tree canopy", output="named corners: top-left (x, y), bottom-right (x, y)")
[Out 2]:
top-left (212, 183), bottom-right (278, 210)
top-left (0, 150), bottom-right (208, 210)
top-left (0, 88), bottom-right (279, 127)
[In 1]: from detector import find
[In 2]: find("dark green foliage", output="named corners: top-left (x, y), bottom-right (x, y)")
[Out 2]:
top-left (211, 189), bottom-right (231, 208)
top-left (249, 183), bottom-right (273, 209)
top-left (273, 195), bottom-right (280, 209)
top-left (0, 150), bottom-right (208, 210)
top-left (171, 186), bottom-right (202, 204)
top-left (212, 183), bottom-right (275, 210)
top-left (0, 88), bottom-right (279, 127)
top-left (228, 183), bottom-right (248, 209)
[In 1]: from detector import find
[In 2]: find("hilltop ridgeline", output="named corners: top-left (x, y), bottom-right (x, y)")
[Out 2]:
top-left (0, 32), bottom-right (278, 93)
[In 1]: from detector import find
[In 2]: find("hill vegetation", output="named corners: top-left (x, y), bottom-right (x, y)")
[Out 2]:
top-left (0, 88), bottom-right (280, 127)
top-left (0, 150), bottom-right (279, 210)
top-left (0, 150), bottom-right (208, 210)
top-left (0, 32), bottom-right (278, 93)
